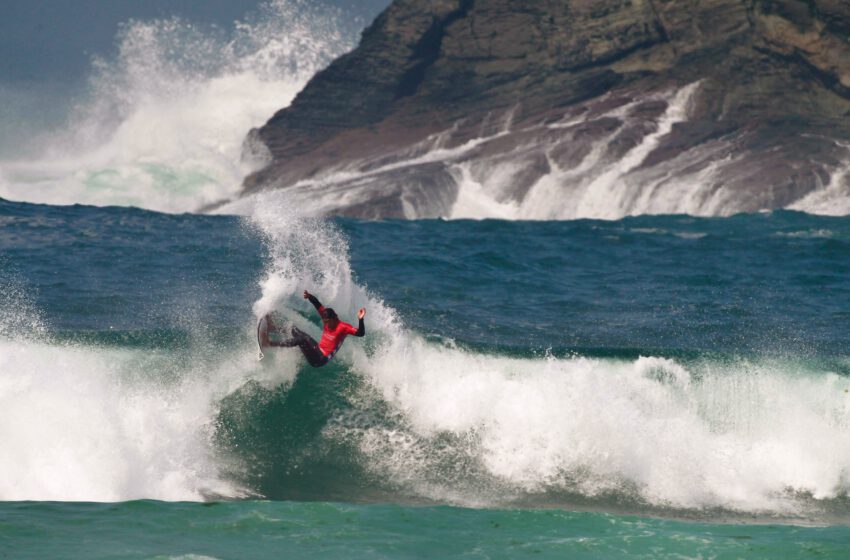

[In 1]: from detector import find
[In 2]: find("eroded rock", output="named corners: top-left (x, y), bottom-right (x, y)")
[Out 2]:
top-left (229, 0), bottom-right (850, 219)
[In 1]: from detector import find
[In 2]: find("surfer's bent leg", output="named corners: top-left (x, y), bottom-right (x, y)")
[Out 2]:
top-left (277, 326), bottom-right (328, 367)
top-left (264, 316), bottom-right (328, 367)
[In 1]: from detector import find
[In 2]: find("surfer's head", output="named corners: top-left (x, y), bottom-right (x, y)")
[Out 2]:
top-left (321, 308), bottom-right (339, 326)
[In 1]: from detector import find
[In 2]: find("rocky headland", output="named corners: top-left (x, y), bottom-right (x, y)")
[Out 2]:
top-left (233, 0), bottom-right (850, 219)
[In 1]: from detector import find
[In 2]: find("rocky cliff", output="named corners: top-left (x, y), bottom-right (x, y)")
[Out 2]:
top-left (234, 0), bottom-right (850, 219)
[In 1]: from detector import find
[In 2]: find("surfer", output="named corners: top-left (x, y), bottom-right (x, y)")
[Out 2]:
top-left (260, 290), bottom-right (366, 367)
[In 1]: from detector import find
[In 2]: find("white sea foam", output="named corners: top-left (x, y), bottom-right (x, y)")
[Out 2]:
top-left (462, 83), bottom-right (708, 220)
top-left (0, 0), bottom-right (355, 214)
top-left (1, 340), bottom-right (213, 501)
top-left (344, 341), bottom-right (850, 513)
top-left (0, 322), bottom-right (309, 502)
top-left (789, 156), bottom-right (850, 216)
top-left (0, 260), bottom-right (276, 502)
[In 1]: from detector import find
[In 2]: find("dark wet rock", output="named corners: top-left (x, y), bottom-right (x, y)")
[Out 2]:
top-left (232, 0), bottom-right (850, 219)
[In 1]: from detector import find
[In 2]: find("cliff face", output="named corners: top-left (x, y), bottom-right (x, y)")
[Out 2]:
top-left (237, 0), bottom-right (850, 219)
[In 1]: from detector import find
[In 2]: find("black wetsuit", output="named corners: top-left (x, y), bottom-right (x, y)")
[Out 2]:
top-left (275, 325), bottom-right (331, 367)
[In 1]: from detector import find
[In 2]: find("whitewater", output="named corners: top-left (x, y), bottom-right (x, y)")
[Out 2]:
top-left (0, 0), bottom-right (355, 213)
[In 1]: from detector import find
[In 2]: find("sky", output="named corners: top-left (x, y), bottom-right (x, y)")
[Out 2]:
top-left (0, 0), bottom-right (391, 84)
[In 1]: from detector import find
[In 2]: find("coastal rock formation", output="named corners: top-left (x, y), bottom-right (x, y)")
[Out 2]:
top-left (234, 0), bottom-right (850, 219)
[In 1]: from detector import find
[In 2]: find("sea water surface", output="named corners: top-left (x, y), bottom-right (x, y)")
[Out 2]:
top-left (2, 198), bottom-right (850, 558)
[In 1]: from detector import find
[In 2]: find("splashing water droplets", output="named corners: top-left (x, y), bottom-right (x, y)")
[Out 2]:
top-left (0, 0), bottom-right (357, 213)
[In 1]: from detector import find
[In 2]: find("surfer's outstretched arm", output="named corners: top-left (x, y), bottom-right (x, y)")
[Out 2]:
top-left (303, 290), bottom-right (323, 314)
top-left (355, 308), bottom-right (366, 337)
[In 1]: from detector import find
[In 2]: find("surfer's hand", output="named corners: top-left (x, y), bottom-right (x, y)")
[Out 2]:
top-left (303, 290), bottom-right (311, 299)
top-left (358, 308), bottom-right (366, 319)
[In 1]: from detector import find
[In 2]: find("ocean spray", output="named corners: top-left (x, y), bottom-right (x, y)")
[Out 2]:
top-left (0, 0), bottom-right (356, 213)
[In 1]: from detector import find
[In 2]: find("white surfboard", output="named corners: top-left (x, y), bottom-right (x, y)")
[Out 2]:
top-left (257, 314), bottom-right (270, 360)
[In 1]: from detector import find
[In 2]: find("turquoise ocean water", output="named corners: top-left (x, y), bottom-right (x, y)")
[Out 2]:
top-left (2, 199), bottom-right (850, 558)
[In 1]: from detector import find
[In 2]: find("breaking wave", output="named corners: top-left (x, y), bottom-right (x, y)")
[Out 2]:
top-left (0, 0), bottom-right (356, 213)
top-left (3, 197), bottom-right (850, 521)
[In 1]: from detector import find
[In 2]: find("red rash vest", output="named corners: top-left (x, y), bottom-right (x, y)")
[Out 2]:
top-left (305, 294), bottom-right (365, 358)
top-left (318, 314), bottom-right (360, 357)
